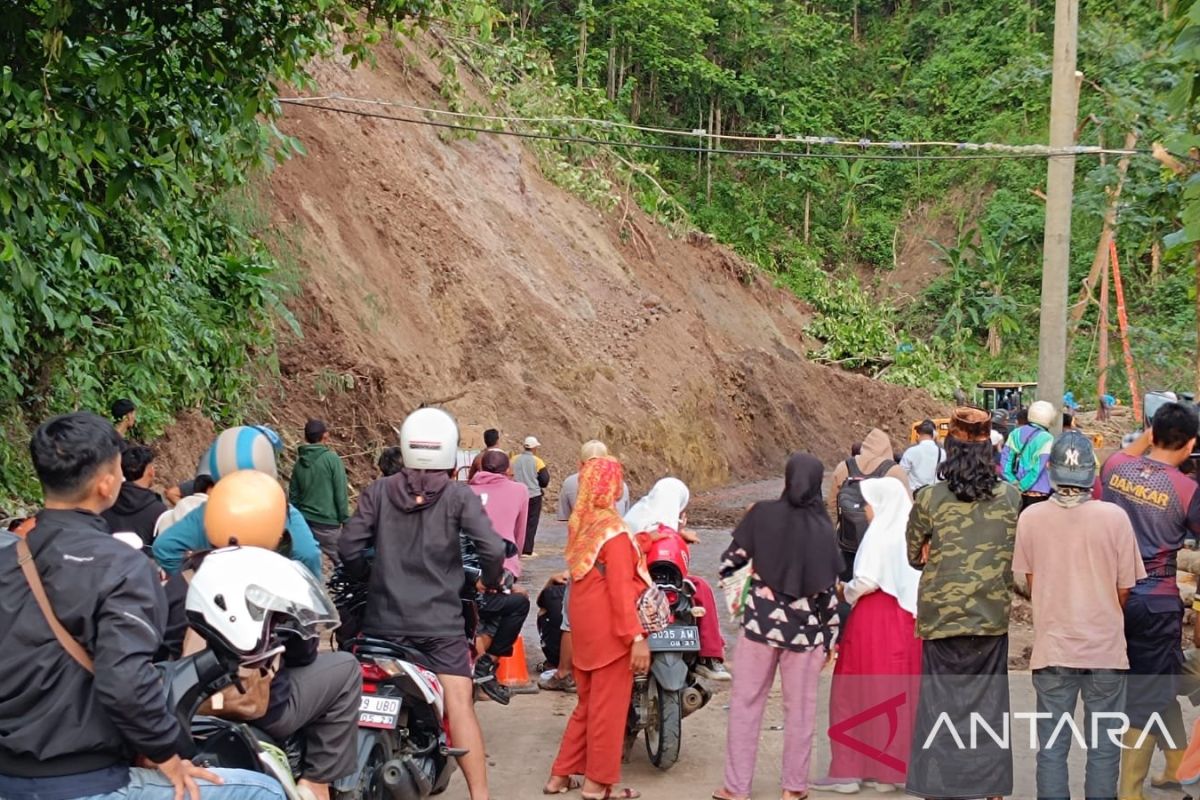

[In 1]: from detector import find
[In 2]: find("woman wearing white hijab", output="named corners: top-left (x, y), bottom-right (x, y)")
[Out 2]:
top-left (624, 478), bottom-right (730, 682)
top-left (812, 476), bottom-right (924, 794)
top-left (624, 477), bottom-right (690, 538)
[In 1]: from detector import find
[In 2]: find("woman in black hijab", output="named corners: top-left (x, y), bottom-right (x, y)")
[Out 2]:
top-left (712, 453), bottom-right (843, 800)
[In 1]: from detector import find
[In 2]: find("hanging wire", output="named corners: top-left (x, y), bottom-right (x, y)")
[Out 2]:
top-left (277, 93), bottom-right (1153, 159)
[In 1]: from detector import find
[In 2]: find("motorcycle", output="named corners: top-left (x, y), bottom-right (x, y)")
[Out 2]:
top-left (159, 646), bottom-right (306, 800)
top-left (625, 530), bottom-right (712, 770)
top-left (334, 636), bottom-right (463, 800)
top-left (158, 546), bottom-right (344, 800)
top-left (325, 536), bottom-right (519, 799)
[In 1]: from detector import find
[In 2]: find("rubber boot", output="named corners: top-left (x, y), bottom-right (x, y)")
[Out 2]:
top-left (1151, 745), bottom-right (1185, 791)
top-left (1119, 728), bottom-right (1155, 800)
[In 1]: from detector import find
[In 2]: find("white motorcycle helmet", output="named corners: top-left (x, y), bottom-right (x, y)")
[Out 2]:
top-left (186, 547), bottom-right (339, 659)
top-left (399, 407), bottom-right (459, 471)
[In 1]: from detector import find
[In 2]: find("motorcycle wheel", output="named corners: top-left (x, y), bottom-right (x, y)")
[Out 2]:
top-left (332, 732), bottom-right (392, 800)
top-left (643, 676), bottom-right (682, 769)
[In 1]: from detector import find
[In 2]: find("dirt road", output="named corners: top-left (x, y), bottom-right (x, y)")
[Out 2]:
top-left (439, 488), bottom-right (1196, 800)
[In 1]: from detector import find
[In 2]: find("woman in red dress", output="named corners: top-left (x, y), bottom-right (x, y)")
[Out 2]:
top-left (813, 476), bottom-right (924, 794)
top-left (543, 456), bottom-right (649, 800)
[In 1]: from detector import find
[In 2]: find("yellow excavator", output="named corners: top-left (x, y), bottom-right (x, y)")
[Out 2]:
top-left (909, 381), bottom-right (1103, 447)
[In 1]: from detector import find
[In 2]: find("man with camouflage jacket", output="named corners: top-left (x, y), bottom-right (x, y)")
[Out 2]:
top-left (904, 407), bottom-right (1021, 800)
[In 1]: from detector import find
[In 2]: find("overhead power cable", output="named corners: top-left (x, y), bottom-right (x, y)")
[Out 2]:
top-left (278, 93), bottom-right (1153, 159)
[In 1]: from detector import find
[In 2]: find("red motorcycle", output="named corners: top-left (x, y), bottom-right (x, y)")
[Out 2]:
top-left (625, 529), bottom-right (712, 769)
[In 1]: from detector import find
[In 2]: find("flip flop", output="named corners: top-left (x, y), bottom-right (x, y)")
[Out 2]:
top-left (543, 777), bottom-right (583, 795)
top-left (712, 791), bottom-right (748, 800)
top-left (581, 788), bottom-right (640, 800)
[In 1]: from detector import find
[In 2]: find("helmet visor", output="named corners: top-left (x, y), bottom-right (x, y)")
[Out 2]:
top-left (245, 563), bottom-right (340, 639)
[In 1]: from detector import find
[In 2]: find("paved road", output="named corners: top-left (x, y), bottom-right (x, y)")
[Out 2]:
top-left (442, 500), bottom-right (1196, 799)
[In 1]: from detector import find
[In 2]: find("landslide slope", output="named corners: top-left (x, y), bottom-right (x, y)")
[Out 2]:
top-left (261, 39), bottom-right (942, 491)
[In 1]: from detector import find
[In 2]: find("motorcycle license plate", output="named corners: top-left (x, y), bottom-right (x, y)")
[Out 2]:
top-left (358, 695), bottom-right (401, 729)
top-left (648, 625), bottom-right (700, 652)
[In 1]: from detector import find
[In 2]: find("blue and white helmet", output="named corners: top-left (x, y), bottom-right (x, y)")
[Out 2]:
top-left (197, 425), bottom-right (284, 481)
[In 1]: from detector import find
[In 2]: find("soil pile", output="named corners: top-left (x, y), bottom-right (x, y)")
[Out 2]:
top-left (183, 37), bottom-right (943, 493)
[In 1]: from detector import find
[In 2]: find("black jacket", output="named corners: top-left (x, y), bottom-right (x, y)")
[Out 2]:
top-left (339, 471), bottom-right (505, 639)
top-left (101, 483), bottom-right (167, 549)
top-left (0, 509), bottom-right (183, 778)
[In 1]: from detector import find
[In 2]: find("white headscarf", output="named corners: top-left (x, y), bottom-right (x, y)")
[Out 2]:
top-left (853, 476), bottom-right (922, 616)
top-left (624, 477), bottom-right (690, 534)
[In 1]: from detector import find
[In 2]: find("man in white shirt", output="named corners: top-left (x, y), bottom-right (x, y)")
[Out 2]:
top-left (900, 419), bottom-right (944, 492)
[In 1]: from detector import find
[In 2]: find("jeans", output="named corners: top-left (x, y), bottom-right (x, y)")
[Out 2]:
top-left (78, 768), bottom-right (283, 800)
top-left (1032, 666), bottom-right (1127, 800)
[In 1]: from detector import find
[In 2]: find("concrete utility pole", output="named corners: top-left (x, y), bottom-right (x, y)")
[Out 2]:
top-left (1037, 0), bottom-right (1081, 435)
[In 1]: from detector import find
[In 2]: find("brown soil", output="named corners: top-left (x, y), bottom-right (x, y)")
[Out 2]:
top-left (151, 34), bottom-right (945, 494)
top-left (151, 410), bottom-right (217, 487)
top-left (882, 187), bottom-right (991, 305)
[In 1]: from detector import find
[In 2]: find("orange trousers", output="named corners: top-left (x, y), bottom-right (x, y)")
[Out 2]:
top-left (551, 655), bottom-right (634, 786)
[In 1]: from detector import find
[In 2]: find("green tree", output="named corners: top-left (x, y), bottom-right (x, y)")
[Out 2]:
top-left (0, 0), bottom-right (438, 500)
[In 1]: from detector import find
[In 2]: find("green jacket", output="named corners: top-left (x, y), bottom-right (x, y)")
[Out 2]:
top-left (906, 481), bottom-right (1020, 640)
top-left (289, 444), bottom-right (349, 526)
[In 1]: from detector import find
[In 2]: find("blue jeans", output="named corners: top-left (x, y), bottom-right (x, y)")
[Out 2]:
top-left (79, 768), bottom-right (284, 800)
top-left (1032, 667), bottom-right (1127, 800)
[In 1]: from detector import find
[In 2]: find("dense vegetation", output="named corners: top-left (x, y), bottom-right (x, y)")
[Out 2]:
top-left (434, 0), bottom-right (1197, 400)
top-left (0, 0), bottom-right (445, 502)
top-left (3, 0), bottom-right (1197, 502)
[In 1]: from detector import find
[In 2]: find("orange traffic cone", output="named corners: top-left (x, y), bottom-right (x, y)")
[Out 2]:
top-left (496, 636), bottom-right (538, 694)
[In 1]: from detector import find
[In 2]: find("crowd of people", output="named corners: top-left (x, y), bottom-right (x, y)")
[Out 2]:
top-left (2, 392), bottom-right (1200, 800)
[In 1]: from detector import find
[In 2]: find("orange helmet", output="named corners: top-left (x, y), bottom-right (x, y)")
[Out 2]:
top-left (203, 469), bottom-right (287, 550)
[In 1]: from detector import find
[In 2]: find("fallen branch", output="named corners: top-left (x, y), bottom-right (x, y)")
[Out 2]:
top-left (421, 390), bottom-right (468, 407)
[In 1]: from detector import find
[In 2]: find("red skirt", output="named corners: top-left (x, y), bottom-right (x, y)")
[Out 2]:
top-left (827, 590), bottom-right (923, 784)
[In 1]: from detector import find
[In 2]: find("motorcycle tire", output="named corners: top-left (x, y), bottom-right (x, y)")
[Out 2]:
top-left (332, 730), bottom-right (392, 800)
top-left (644, 677), bottom-right (682, 769)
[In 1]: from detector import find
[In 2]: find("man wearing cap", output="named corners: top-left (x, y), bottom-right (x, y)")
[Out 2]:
top-left (288, 419), bottom-right (350, 571)
top-left (512, 436), bottom-right (550, 557)
top-left (1013, 432), bottom-right (1144, 800)
top-left (906, 407), bottom-right (1020, 800)
top-left (1001, 399), bottom-right (1057, 511)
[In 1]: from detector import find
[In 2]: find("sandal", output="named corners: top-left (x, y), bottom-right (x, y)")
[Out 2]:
top-left (581, 789), bottom-right (640, 800)
top-left (543, 776), bottom-right (583, 794)
top-left (713, 791), bottom-right (749, 800)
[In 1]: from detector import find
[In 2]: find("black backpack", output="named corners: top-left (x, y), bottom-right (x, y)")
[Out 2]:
top-left (836, 458), bottom-right (895, 554)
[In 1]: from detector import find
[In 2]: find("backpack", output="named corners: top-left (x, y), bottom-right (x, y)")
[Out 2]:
top-left (836, 458), bottom-right (895, 554)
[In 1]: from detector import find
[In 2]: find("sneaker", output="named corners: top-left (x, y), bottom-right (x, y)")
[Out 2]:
top-left (695, 658), bottom-right (732, 682)
top-left (864, 782), bottom-right (898, 794)
top-left (538, 671), bottom-right (577, 693)
top-left (808, 777), bottom-right (860, 794)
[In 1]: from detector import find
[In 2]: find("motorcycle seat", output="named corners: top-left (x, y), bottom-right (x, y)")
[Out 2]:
top-left (192, 716), bottom-right (306, 775)
top-left (345, 635), bottom-right (430, 668)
